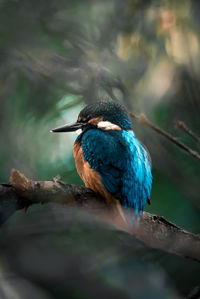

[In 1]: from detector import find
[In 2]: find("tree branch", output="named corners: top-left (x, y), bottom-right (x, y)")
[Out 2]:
top-left (176, 120), bottom-right (200, 145)
top-left (130, 112), bottom-right (200, 161)
top-left (0, 169), bottom-right (200, 262)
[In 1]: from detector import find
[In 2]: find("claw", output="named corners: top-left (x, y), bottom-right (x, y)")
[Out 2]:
top-left (53, 175), bottom-right (61, 183)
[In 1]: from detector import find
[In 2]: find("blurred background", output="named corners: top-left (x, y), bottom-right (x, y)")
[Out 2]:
top-left (0, 0), bottom-right (200, 298)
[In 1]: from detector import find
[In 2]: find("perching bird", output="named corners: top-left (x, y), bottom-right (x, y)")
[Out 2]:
top-left (51, 100), bottom-right (152, 216)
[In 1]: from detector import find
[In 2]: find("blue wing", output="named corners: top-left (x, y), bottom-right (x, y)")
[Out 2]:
top-left (121, 130), bottom-right (152, 214)
top-left (81, 128), bottom-right (152, 213)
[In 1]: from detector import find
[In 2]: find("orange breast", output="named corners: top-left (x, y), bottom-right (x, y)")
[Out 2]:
top-left (73, 141), bottom-right (116, 204)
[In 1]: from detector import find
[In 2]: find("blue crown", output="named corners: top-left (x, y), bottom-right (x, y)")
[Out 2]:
top-left (79, 100), bottom-right (133, 130)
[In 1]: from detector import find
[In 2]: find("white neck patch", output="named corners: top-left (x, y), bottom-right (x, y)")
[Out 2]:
top-left (97, 121), bottom-right (121, 131)
top-left (76, 129), bottom-right (82, 135)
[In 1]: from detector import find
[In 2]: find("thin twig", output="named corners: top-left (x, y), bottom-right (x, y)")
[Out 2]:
top-left (176, 120), bottom-right (200, 145)
top-left (130, 112), bottom-right (200, 162)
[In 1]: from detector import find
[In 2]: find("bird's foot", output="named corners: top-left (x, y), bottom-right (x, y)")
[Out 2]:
top-left (53, 175), bottom-right (66, 186)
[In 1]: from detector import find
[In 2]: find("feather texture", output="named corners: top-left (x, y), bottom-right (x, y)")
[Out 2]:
top-left (77, 128), bottom-right (152, 214)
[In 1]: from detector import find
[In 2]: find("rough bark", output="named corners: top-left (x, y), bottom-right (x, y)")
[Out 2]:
top-left (0, 169), bottom-right (200, 262)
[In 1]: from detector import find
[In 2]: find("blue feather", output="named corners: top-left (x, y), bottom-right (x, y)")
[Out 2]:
top-left (121, 130), bottom-right (152, 213)
top-left (79, 128), bottom-right (152, 214)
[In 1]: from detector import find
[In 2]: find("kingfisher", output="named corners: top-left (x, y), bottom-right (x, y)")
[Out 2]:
top-left (51, 100), bottom-right (152, 216)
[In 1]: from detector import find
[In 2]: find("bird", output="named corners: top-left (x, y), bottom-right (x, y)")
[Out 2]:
top-left (51, 100), bottom-right (152, 216)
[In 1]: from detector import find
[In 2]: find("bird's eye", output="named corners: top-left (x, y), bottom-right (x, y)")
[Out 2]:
top-left (78, 116), bottom-right (86, 123)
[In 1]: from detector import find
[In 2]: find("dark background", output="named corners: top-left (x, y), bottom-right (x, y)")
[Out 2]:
top-left (0, 1), bottom-right (200, 298)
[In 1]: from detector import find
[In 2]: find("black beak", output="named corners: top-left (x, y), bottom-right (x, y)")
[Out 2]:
top-left (50, 122), bottom-right (83, 133)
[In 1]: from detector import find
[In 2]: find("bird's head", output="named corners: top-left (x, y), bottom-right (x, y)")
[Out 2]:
top-left (51, 100), bottom-right (133, 134)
